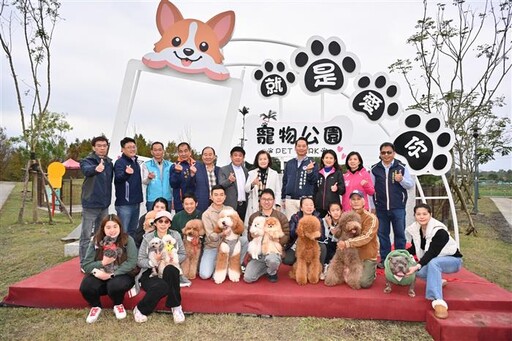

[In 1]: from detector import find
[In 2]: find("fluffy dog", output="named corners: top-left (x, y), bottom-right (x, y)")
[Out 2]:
top-left (289, 215), bottom-right (322, 285)
top-left (261, 217), bottom-right (285, 256)
top-left (100, 236), bottom-right (122, 274)
top-left (143, 210), bottom-right (157, 233)
top-left (181, 219), bottom-right (205, 279)
top-left (158, 234), bottom-right (182, 278)
top-left (247, 216), bottom-right (266, 259)
top-left (384, 249), bottom-right (417, 297)
top-left (142, 0), bottom-right (235, 80)
top-left (324, 211), bottom-right (363, 289)
top-left (147, 237), bottom-right (164, 278)
top-left (213, 208), bottom-right (245, 284)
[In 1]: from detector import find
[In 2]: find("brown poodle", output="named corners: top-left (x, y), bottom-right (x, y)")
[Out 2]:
top-left (181, 219), bottom-right (205, 279)
top-left (261, 217), bottom-right (285, 256)
top-left (143, 210), bottom-right (157, 233)
top-left (213, 208), bottom-right (245, 284)
top-left (324, 211), bottom-right (363, 289)
top-left (289, 215), bottom-right (322, 285)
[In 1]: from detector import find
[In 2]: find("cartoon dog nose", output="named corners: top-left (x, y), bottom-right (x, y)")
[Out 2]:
top-left (183, 48), bottom-right (194, 56)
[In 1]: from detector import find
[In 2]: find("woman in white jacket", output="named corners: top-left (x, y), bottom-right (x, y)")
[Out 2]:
top-left (405, 203), bottom-right (463, 319)
top-left (244, 150), bottom-right (282, 224)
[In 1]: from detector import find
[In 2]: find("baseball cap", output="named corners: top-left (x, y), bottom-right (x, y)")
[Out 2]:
top-left (154, 210), bottom-right (172, 222)
top-left (349, 190), bottom-right (365, 199)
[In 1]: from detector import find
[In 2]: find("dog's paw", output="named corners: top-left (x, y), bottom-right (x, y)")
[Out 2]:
top-left (253, 60), bottom-right (296, 98)
top-left (213, 272), bottom-right (226, 285)
top-left (291, 36), bottom-right (359, 95)
top-left (408, 289), bottom-right (416, 298)
top-left (349, 73), bottom-right (401, 122)
top-left (392, 111), bottom-right (455, 175)
top-left (384, 285), bottom-right (392, 294)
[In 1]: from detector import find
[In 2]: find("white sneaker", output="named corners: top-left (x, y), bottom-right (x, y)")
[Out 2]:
top-left (113, 304), bottom-right (126, 320)
top-left (172, 306), bottom-right (185, 324)
top-left (179, 275), bottom-right (192, 287)
top-left (86, 307), bottom-right (102, 323)
top-left (133, 305), bottom-right (147, 323)
top-left (320, 264), bottom-right (329, 281)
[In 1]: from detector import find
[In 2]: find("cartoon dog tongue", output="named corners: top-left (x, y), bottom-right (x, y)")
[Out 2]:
top-left (181, 59), bottom-right (192, 67)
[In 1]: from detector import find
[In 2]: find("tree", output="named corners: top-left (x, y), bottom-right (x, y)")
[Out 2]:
top-left (0, 127), bottom-right (13, 180)
top-left (67, 137), bottom-right (93, 161)
top-left (389, 0), bottom-right (512, 235)
top-left (1, 0), bottom-right (62, 156)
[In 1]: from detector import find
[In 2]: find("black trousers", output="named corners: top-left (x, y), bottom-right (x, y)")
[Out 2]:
top-left (137, 265), bottom-right (181, 315)
top-left (236, 201), bottom-right (248, 222)
top-left (80, 274), bottom-right (134, 307)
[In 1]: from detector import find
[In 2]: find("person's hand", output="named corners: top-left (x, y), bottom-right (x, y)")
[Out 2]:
top-left (174, 162), bottom-right (183, 172)
top-left (190, 163), bottom-right (197, 176)
top-left (94, 269), bottom-right (112, 281)
top-left (330, 226), bottom-right (339, 235)
top-left (153, 251), bottom-right (163, 263)
top-left (228, 172), bottom-right (236, 183)
top-left (305, 160), bottom-right (315, 171)
top-left (96, 159), bottom-right (105, 173)
top-left (148, 171), bottom-right (155, 179)
top-left (325, 215), bottom-right (332, 226)
top-left (337, 240), bottom-right (346, 250)
top-left (252, 176), bottom-right (260, 186)
top-left (331, 182), bottom-right (338, 192)
top-left (101, 255), bottom-right (116, 266)
top-left (406, 264), bottom-right (421, 276)
top-left (125, 165), bottom-right (134, 174)
top-left (394, 170), bottom-right (403, 182)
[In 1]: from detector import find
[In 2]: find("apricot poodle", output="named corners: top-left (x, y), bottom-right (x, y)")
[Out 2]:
top-left (324, 211), bottom-right (363, 289)
top-left (181, 219), bottom-right (205, 279)
top-left (289, 215), bottom-right (322, 285)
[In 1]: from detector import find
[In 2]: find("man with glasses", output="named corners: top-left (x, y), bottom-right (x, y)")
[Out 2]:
top-left (244, 189), bottom-right (290, 283)
top-left (370, 142), bottom-right (414, 268)
top-left (79, 136), bottom-right (114, 269)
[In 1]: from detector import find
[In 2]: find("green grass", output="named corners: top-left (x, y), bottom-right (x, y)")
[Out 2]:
top-left (1, 183), bottom-right (510, 340)
top-left (479, 183), bottom-right (512, 197)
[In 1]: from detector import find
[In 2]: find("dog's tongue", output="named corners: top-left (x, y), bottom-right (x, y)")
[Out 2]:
top-left (187, 235), bottom-right (194, 242)
top-left (181, 59), bottom-right (192, 67)
top-left (393, 273), bottom-right (405, 282)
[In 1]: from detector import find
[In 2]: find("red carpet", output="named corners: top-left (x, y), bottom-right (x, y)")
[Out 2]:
top-left (3, 258), bottom-right (511, 323)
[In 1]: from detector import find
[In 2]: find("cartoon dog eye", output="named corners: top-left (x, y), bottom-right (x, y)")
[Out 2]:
top-left (199, 41), bottom-right (209, 52)
top-left (172, 37), bottom-right (181, 47)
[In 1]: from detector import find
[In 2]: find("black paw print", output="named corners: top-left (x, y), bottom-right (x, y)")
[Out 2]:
top-left (291, 36), bottom-right (359, 94)
top-left (350, 73), bottom-right (401, 122)
top-left (392, 112), bottom-right (454, 175)
top-left (253, 60), bottom-right (296, 98)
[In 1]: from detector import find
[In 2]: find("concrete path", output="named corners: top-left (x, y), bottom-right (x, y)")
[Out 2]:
top-left (0, 182), bottom-right (16, 211)
top-left (490, 197), bottom-right (512, 227)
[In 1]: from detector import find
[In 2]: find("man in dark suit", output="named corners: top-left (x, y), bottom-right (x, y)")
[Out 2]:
top-left (218, 146), bottom-right (249, 221)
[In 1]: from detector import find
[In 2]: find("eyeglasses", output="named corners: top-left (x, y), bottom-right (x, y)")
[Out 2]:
top-left (156, 219), bottom-right (171, 224)
top-left (380, 151), bottom-right (393, 155)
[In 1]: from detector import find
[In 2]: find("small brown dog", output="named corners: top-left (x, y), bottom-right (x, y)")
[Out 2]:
top-left (289, 215), bottom-right (322, 285)
top-left (181, 219), bottom-right (205, 280)
top-left (324, 211), bottom-right (364, 289)
top-left (261, 217), bottom-right (285, 256)
top-left (143, 210), bottom-right (158, 233)
top-left (213, 208), bottom-right (245, 284)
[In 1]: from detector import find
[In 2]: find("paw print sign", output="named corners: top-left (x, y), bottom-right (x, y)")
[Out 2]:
top-left (291, 36), bottom-right (360, 95)
top-left (253, 60), bottom-right (296, 98)
top-left (349, 73), bottom-right (401, 122)
top-left (391, 111), bottom-right (455, 175)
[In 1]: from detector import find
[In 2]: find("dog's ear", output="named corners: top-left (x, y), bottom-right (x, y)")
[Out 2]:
top-left (156, 0), bottom-right (184, 36)
top-left (196, 220), bottom-right (206, 236)
top-left (296, 222), bottom-right (304, 238)
top-left (206, 10), bottom-right (236, 47)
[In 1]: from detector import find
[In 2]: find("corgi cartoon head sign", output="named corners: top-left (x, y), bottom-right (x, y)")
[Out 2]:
top-left (142, 0), bottom-right (235, 81)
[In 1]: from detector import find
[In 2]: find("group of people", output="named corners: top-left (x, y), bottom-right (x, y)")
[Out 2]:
top-left (78, 135), bottom-right (462, 323)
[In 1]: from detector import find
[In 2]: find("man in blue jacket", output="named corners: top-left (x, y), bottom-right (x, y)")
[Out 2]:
top-left (371, 142), bottom-right (414, 268)
top-left (170, 142), bottom-right (197, 212)
top-left (141, 141), bottom-right (172, 211)
top-left (114, 137), bottom-right (143, 238)
top-left (281, 137), bottom-right (318, 220)
top-left (79, 136), bottom-right (113, 268)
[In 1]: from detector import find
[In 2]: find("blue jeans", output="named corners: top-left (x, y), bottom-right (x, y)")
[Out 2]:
top-left (417, 256), bottom-right (462, 300)
top-left (115, 204), bottom-right (140, 238)
top-left (145, 201), bottom-right (154, 212)
top-left (377, 208), bottom-right (406, 262)
top-left (79, 207), bottom-right (108, 267)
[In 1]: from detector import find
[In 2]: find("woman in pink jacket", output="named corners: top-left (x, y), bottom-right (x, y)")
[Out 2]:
top-left (342, 151), bottom-right (375, 211)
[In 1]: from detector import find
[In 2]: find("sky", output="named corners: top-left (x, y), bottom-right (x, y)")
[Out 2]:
top-left (1, 0), bottom-right (510, 169)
